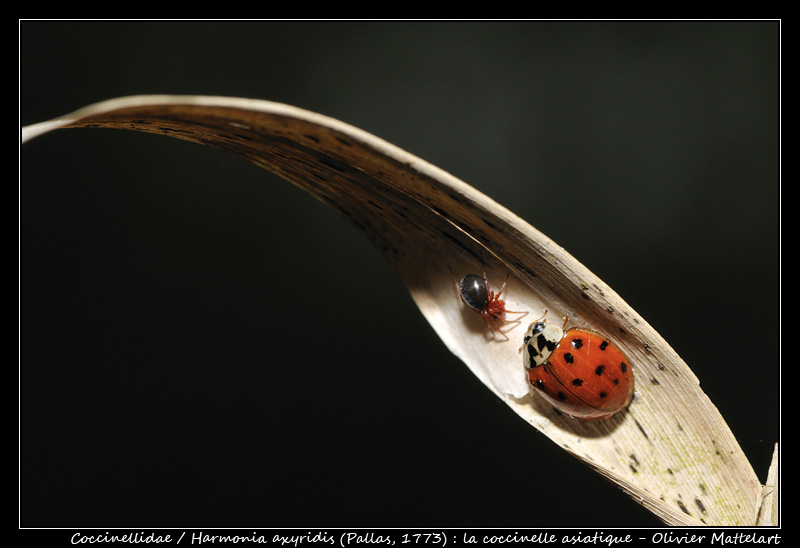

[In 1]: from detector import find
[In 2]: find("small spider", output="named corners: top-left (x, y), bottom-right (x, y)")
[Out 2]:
top-left (455, 272), bottom-right (526, 339)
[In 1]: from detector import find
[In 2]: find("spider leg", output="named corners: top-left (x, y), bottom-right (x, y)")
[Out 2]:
top-left (448, 265), bottom-right (467, 304)
top-left (482, 312), bottom-right (510, 341)
top-left (485, 272), bottom-right (525, 316)
top-left (482, 272), bottom-right (510, 301)
top-left (454, 279), bottom-right (466, 304)
top-left (495, 275), bottom-right (509, 299)
top-left (489, 317), bottom-right (509, 340)
top-left (481, 273), bottom-right (494, 305)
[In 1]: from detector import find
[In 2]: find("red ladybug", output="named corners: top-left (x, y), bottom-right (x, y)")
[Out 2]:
top-left (522, 315), bottom-right (634, 420)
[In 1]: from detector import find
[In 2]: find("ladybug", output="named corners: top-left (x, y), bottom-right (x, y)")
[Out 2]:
top-left (455, 272), bottom-right (524, 339)
top-left (522, 314), bottom-right (634, 419)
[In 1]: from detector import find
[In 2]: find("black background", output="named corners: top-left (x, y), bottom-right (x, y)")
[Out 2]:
top-left (20, 21), bottom-right (779, 528)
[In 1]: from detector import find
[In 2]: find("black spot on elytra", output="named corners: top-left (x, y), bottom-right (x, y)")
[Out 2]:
top-left (572, 379), bottom-right (584, 386)
top-left (571, 338), bottom-right (583, 349)
top-left (595, 365), bottom-right (605, 375)
top-left (620, 362), bottom-right (628, 373)
top-left (598, 391), bottom-right (608, 399)
top-left (599, 340), bottom-right (609, 351)
top-left (613, 379), bottom-right (620, 385)
top-left (563, 352), bottom-right (574, 364)
top-left (556, 391), bottom-right (567, 401)
top-left (534, 379), bottom-right (545, 390)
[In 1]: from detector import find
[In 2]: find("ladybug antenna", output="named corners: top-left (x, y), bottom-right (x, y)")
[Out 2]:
top-left (533, 309), bottom-right (549, 323)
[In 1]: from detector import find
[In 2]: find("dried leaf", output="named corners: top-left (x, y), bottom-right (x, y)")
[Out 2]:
top-left (22, 95), bottom-right (772, 526)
